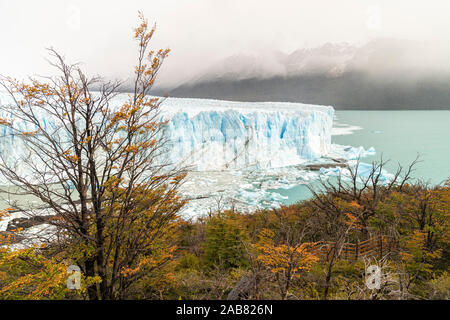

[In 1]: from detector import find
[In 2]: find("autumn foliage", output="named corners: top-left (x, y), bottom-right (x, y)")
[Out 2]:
top-left (0, 13), bottom-right (185, 300)
top-left (0, 13), bottom-right (448, 301)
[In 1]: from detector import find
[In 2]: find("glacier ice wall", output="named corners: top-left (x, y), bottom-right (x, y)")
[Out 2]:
top-left (160, 97), bottom-right (334, 170)
top-left (0, 92), bottom-right (334, 171)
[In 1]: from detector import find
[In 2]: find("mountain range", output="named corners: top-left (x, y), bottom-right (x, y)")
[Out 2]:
top-left (153, 39), bottom-right (450, 110)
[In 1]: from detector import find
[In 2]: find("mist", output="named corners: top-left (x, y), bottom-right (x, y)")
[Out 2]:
top-left (1, 0), bottom-right (450, 87)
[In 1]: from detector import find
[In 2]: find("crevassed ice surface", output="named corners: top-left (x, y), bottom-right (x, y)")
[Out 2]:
top-left (0, 92), bottom-right (334, 171)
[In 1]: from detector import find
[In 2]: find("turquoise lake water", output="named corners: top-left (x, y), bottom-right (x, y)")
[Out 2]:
top-left (275, 110), bottom-right (450, 205)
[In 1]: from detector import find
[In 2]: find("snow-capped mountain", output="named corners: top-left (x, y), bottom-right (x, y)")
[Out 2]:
top-left (188, 42), bottom-right (357, 83)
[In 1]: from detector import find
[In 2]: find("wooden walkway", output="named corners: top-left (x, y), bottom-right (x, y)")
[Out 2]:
top-left (310, 235), bottom-right (398, 261)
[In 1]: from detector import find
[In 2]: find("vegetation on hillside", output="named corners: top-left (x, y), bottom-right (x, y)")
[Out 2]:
top-left (1, 172), bottom-right (448, 299)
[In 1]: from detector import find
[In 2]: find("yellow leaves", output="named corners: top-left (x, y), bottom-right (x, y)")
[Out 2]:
top-left (258, 228), bottom-right (275, 246)
top-left (103, 176), bottom-right (125, 191)
top-left (400, 251), bottom-right (414, 263)
top-left (82, 136), bottom-right (92, 145)
top-left (401, 230), bottom-right (443, 268)
top-left (0, 247), bottom-right (73, 300)
top-left (409, 230), bottom-right (427, 245)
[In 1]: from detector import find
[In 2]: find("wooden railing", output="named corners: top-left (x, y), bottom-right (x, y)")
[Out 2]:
top-left (310, 235), bottom-right (398, 261)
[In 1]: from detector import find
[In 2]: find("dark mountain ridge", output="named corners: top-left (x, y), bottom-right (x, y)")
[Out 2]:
top-left (154, 39), bottom-right (450, 110)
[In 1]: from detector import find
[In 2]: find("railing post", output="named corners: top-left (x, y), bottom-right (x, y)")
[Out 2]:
top-left (379, 236), bottom-right (383, 259)
top-left (355, 239), bottom-right (359, 261)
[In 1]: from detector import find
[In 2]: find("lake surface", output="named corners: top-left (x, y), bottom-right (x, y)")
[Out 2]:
top-left (275, 110), bottom-right (450, 205)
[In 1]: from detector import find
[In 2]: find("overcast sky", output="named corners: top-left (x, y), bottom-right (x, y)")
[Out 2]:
top-left (1, 0), bottom-right (449, 86)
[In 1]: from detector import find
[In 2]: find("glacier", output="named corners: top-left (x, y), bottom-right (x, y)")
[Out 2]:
top-left (0, 92), bottom-right (335, 171)
top-left (160, 97), bottom-right (334, 170)
top-left (0, 92), bottom-right (388, 220)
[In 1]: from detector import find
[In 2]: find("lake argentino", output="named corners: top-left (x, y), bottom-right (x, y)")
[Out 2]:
top-left (275, 110), bottom-right (450, 205)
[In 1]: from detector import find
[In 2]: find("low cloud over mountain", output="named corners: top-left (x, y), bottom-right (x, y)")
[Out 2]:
top-left (155, 39), bottom-right (450, 110)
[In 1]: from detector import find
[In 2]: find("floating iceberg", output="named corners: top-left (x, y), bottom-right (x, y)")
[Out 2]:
top-left (319, 160), bottom-right (393, 183)
top-left (327, 144), bottom-right (375, 160)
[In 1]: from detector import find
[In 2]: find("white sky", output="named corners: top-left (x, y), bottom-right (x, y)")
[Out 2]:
top-left (1, 0), bottom-right (449, 85)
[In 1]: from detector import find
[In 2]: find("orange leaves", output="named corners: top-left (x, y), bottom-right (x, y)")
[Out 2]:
top-left (134, 23), bottom-right (149, 40)
top-left (0, 207), bottom-right (13, 219)
top-left (0, 233), bottom-right (17, 247)
top-left (160, 48), bottom-right (171, 57)
top-left (61, 150), bottom-right (80, 163)
top-left (349, 201), bottom-right (362, 208)
top-left (344, 212), bottom-right (363, 229)
top-left (135, 66), bottom-right (146, 74)
top-left (103, 175), bottom-right (124, 190)
top-left (81, 96), bottom-right (91, 104)
top-left (170, 173), bottom-right (188, 185)
top-left (21, 129), bottom-right (40, 136)
top-left (0, 209), bottom-right (15, 246)
top-left (2, 77), bottom-right (83, 114)
top-left (257, 229), bottom-right (319, 276)
top-left (134, 11), bottom-right (153, 42)
top-left (151, 57), bottom-right (161, 70)
top-left (0, 118), bottom-right (13, 127)
top-left (108, 101), bottom-right (142, 129)
top-left (121, 266), bottom-right (141, 278)
top-left (19, 81), bottom-right (51, 99)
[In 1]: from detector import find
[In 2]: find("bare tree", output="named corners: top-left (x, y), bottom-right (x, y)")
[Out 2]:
top-left (308, 156), bottom-right (419, 239)
top-left (306, 157), bottom-right (419, 299)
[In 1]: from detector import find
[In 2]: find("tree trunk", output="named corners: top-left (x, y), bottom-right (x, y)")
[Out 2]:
top-left (84, 259), bottom-right (99, 300)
